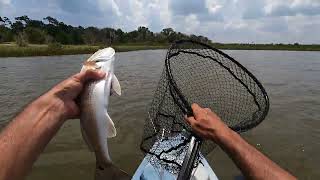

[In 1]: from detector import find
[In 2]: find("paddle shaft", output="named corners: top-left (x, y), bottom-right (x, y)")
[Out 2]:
top-left (177, 136), bottom-right (202, 180)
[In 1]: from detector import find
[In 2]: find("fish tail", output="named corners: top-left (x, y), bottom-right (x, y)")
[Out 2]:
top-left (95, 162), bottom-right (131, 180)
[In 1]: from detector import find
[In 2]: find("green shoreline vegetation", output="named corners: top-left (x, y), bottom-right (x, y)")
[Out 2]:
top-left (0, 43), bottom-right (169, 57)
top-left (1, 15), bottom-right (320, 57)
top-left (1, 42), bottom-right (319, 58)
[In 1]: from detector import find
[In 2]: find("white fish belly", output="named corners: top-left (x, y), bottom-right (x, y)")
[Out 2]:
top-left (81, 78), bottom-right (112, 163)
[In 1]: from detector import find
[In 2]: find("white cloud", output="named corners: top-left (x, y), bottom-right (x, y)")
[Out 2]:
top-left (1, 0), bottom-right (320, 43)
top-left (0, 0), bottom-right (12, 15)
top-left (205, 0), bottom-right (223, 14)
top-left (110, 0), bottom-right (122, 16)
top-left (109, 0), bottom-right (173, 31)
top-left (184, 14), bottom-right (200, 34)
top-left (0, 0), bottom-right (10, 5)
top-left (130, 0), bottom-right (149, 27)
top-left (264, 0), bottom-right (320, 16)
top-left (290, 0), bottom-right (320, 8)
top-left (96, 0), bottom-right (122, 17)
top-left (224, 20), bottom-right (248, 30)
top-left (158, 0), bottom-right (172, 29)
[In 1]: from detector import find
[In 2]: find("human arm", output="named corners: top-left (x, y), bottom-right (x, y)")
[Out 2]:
top-left (0, 70), bottom-right (105, 180)
top-left (186, 103), bottom-right (296, 180)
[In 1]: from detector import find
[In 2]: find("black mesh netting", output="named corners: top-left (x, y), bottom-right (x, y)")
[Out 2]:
top-left (140, 40), bottom-right (269, 175)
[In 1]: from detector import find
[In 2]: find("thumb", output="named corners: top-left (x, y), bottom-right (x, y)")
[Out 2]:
top-left (75, 70), bottom-right (106, 84)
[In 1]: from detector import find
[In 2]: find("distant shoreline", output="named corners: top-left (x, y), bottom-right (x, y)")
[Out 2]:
top-left (1, 43), bottom-right (319, 57)
top-left (213, 43), bottom-right (320, 52)
top-left (0, 43), bottom-right (168, 57)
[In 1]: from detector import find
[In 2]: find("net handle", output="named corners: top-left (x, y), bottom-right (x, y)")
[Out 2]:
top-left (165, 41), bottom-right (203, 180)
top-left (177, 136), bottom-right (202, 180)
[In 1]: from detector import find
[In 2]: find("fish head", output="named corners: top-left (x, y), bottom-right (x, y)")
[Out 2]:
top-left (82, 47), bottom-right (115, 72)
top-left (82, 61), bottom-right (101, 71)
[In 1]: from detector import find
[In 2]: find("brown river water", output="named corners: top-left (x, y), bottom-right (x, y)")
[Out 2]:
top-left (0, 50), bottom-right (319, 179)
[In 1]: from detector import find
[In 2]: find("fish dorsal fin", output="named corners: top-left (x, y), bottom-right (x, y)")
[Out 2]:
top-left (111, 74), bottom-right (121, 96)
top-left (81, 125), bottom-right (94, 152)
top-left (106, 113), bottom-right (117, 138)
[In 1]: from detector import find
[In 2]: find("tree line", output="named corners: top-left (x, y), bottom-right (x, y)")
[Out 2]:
top-left (0, 15), bottom-right (211, 46)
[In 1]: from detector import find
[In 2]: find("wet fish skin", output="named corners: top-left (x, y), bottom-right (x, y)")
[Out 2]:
top-left (80, 48), bottom-right (129, 179)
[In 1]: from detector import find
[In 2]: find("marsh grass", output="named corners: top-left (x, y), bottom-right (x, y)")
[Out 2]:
top-left (0, 42), bottom-right (319, 57)
top-left (0, 43), bottom-right (168, 57)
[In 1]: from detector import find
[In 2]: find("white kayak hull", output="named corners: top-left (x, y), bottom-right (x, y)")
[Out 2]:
top-left (132, 154), bottom-right (218, 180)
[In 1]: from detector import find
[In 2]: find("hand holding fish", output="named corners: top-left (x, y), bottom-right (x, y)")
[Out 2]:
top-left (0, 70), bottom-right (105, 180)
top-left (47, 69), bottom-right (106, 121)
top-left (0, 47), bottom-right (127, 180)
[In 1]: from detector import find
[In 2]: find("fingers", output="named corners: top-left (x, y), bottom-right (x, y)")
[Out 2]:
top-left (54, 70), bottom-right (106, 99)
top-left (191, 103), bottom-right (201, 118)
top-left (204, 108), bottom-right (211, 112)
top-left (74, 70), bottom-right (106, 84)
top-left (191, 103), bottom-right (207, 119)
top-left (204, 108), bottom-right (214, 116)
top-left (185, 116), bottom-right (204, 138)
top-left (185, 115), bottom-right (196, 126)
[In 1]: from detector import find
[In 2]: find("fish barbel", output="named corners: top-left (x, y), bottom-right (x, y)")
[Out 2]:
top-left (80, 47), bottom-right (129, 179)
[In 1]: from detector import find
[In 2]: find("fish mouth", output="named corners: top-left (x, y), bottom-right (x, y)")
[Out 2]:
top-left (89, 57), bottom-right (112, 62)
top-left (83, 61), bottom-right (102, 70)
top-left (82, 47), bottom-right (115, 70)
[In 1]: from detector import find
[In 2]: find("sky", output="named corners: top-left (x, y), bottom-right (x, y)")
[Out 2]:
top-left (0, 0), bottom-right (319, 44)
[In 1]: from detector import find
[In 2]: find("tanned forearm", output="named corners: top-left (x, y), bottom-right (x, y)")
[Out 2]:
top-left (216, 129), bottom-right (296, 180)
top-left (0, 94), bottom-right (64, 180)
top-left (186, 103), bottom-right (296, 180)
top-left (0, 70), bottom-right (104, 180)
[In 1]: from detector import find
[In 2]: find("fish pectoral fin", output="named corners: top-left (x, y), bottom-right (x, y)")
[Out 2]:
top-left (106, 113), bottom-right (117, 138)
top-left (81, 125), bottom-right (94, 152)
top-left (111, 74), bottom-right (121, 96)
